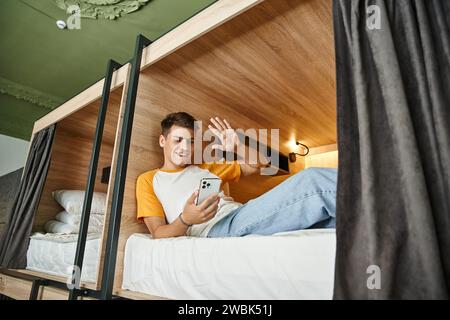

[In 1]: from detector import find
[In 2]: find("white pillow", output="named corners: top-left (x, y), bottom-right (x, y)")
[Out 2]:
top-left (52, 190), bottom-right (107, 215)
top-left (44, 220), bottom-right (75, 234)
top-left (55, 211), bottom-right (104, 228)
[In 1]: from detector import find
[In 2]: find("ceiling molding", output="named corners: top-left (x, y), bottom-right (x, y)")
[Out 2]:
top-left (0, 76), bottom-right (63, 110)
top-left (54, 0), bottom-right (152, 20)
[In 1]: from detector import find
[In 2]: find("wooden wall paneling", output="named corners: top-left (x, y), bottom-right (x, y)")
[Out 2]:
top-left (111, 96), bottom-right (166, 293)
top-left (136, 0), bottom-right (336, 156)
top-left (304, 143), bottom-right (338, 169)
top-left (307, 143), bottom-right (337, 156)
top-left (304, 151), bottom-right (338, 168)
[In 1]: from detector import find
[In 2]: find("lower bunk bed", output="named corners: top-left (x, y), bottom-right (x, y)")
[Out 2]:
top-left (0, 233), bottom-right (101, 300)
top-left (26, 233), bottom-right (101, 284)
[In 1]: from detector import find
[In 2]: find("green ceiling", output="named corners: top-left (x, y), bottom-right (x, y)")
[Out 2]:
top-left (0, 0), bottom-right (216, 140)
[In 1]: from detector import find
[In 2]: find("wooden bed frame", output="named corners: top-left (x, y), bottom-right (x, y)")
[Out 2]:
top-left (0, 0), bottom-right (337, 300)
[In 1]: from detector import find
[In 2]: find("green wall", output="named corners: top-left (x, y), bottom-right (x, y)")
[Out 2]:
top-left (0, 0), bottom-right (216, 140)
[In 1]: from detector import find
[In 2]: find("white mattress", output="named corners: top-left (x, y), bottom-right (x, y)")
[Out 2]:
top-left (122, 229), bottom-right (336, 299)
top-left (26, 233), bottom-right (101, 283)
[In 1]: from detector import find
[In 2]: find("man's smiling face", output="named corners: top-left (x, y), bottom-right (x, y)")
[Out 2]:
top-left (160, 125), bottom-right (195, 167)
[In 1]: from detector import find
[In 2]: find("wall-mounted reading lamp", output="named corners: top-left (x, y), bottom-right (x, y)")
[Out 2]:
top-left (289, 141), bottom-right (309, 162)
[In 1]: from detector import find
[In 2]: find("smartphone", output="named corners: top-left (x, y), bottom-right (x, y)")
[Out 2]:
top-left (196, 178), bottom-right (221, 205)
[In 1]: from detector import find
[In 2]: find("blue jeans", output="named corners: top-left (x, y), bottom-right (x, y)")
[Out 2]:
top-left (207, 168), bottom-right (337, 237)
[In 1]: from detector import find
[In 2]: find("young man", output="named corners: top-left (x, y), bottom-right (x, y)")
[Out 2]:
top-left (136, 112), bottom-right (337, 239)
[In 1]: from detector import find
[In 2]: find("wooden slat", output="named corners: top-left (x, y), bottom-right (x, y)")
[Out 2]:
top-left (305, 151), bottom-right (338, 169)
top-left (14, 269), bottom-right (97, 291)
top-left (0, 273), bottom-right (33, 300)
top-left (114, 289), bottom-right (169, 300)
top-left (303, 143), bottom-right (338, 168)
top-left (307, 143), bottom-right (338, 156)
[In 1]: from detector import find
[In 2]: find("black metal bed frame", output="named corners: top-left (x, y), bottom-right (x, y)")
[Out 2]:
top-left (67, 58), bottom-right (121, 300)
top-left (98, 34), bottom-right (152, 300)
top-left (2, 34), bottom-right (152, 301)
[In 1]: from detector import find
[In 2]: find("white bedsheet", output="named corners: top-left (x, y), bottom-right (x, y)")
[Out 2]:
top-left (122, 229), bottom-right (336, 299)
top-left (26, 233), bottom-right (101, 283)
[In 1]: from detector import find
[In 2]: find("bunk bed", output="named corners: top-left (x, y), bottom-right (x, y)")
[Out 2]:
top-left (0, 0), bottom-right (339, 300)
top-left (1, 62), bottom-right (130, 299)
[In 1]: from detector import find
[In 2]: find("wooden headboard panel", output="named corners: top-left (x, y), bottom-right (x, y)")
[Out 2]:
top-left (304, 144), bottom-right (338, 169)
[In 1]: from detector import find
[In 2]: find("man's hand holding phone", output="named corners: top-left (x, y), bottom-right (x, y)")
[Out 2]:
top-left (180, 190), bottom-right (220, 226)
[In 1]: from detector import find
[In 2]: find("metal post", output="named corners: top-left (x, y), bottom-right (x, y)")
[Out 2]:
top-left (68, 59), bottom-right (122, 300)
top-left (100, 34), bottom-right (152, 300)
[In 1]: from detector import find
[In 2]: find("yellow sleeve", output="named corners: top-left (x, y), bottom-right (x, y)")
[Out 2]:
top-left (136, 171), bottom-right (165, 222)
top-left (200, 160), bottom-right (241, 183)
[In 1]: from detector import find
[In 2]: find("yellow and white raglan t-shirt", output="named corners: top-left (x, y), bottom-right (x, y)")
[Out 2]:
top-left (136, 161), bottom-right (243, 237)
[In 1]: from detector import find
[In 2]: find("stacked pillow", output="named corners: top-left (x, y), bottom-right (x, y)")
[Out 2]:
top-left (44, 190), bottom-right (107, 235)
top-left (52, 190), bottom-right (107, 214)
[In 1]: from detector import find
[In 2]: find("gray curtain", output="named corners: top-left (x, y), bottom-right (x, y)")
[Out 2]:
top-left (0, 125), bottom-right (55, 269)
top-left (333, 0), bottom-right (450, 299)
top-left (0, 168), bottom-right (23, 238)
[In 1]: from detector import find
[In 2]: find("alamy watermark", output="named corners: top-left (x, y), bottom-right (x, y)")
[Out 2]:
top-left (367, 5), bottom-right (382, 30)
top-left (366, 264), bottom-right (381, 290)
top-left (66, 265), bottom-right (81, 290)
top-left (184, 120), bottom-right (279, 176)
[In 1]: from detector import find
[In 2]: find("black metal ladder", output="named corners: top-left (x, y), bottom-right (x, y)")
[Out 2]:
top-left (68, 34), bottom-right (152, 300)
top-left (67, 58), bottom-right (121, 300)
